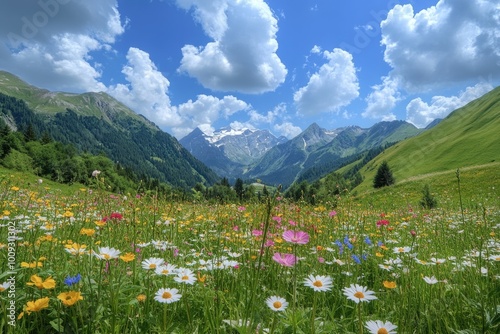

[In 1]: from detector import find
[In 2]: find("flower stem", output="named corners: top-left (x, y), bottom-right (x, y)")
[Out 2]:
top-left (163, 304), bottom-right (168, 332)
top-left (358, 302), bottom-right (363, 334)
top-left (311, 292), bottom-right (317, 334)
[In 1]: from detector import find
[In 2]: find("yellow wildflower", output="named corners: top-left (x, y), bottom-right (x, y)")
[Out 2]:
top-left (26, 275), bottom-right (56, 290)
top-left (57, 291), bottom-right (83, 307)
top-left (25, 297), bottom-right (50, 314)
top-left (383, 281), bottom-right (397, 289)
top-left (119, 252), bottom-right (136, 262)
top-left (21, 261), bottom-right (43, 268)
top-left (80, 228), bottom-right (95, 236)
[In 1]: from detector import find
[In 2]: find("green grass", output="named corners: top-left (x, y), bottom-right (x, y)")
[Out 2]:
top-left (354, 162), bottom-right (500, 211)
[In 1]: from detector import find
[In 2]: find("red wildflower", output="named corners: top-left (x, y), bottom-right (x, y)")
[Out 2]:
top-left (376, 220), bottom-right (390, 228)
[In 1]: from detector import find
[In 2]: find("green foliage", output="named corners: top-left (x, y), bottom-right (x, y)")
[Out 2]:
top-left (373, 161), bottom-right (395, 188)
top-left (420, 184), bottom-right (438, 209)
top-left (2, 149), bottom-right (33, 172)
top-left (234, 178), bottom-right (244, 201)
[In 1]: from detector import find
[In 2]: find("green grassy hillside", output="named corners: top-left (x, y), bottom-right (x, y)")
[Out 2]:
top-left (353, 86), bottom-right (500, 193)
top-left (353, 162), bottom-right (500, 211)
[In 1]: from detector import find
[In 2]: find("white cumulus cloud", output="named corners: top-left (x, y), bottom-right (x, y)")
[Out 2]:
top-left (108, 48), bottom-right (251, 139)
top-left (381, 0), bottom-right (500, 90)
top-left (107, 47), bottom-right (181, 127)
top-left (0, 0), bottom-right (124, 92)
top-left (273, 122), bottom-right (302, 139)
top-left (406, 82), bottom-right (494, 128)
top-left (176, 94), bottom-right (250, 136)
top-left (294, 48), bottom-right (359, 115)
top-left (363, 76), bottom-right (400, 120)
top-left (176, 0), bottom-right (287, 93)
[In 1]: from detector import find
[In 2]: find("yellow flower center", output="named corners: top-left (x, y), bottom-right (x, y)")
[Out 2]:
top-left (182, 275), bottom-right (189, 280)
top-left (354, 291), bottom-right (365, 299)
top-left (313, 280), bottom-right (323, 287)
top-left (273, 301), bottom-right (282, 309)
top-left (149, 264), bottom-right (156, 269)
top-left (377, 328), bottom-right (388, 334)
top-left (398, 248), bottom-right (404, 252)
top-left (103, 254), bottom-right (111, 260)
top-left (162, 292), bottom-right (172, 299)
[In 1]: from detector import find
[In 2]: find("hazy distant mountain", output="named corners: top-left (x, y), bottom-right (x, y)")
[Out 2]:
top-left (244, 121), bottom-right (422, 187)
top-left (0, 71), bottom-right (219, 189)
top-left (180, 126), bottom-right (287, 178)
top-left (425, 118), bottom-right (442, 129)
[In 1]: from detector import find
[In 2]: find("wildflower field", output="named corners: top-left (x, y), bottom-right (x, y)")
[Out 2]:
top-left (0, 168), bottom-right (499, 333)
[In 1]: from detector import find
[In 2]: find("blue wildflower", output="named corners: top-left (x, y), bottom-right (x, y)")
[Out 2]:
top-left (64, 273), bottom-right (81, 286)
top-left (351, 254), bottom-right (361, 264)
top-left (364, 236), bottom-right (372, 245)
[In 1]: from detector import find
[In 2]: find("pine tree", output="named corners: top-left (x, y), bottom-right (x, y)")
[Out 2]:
top-left (234, 178), bottom-right (244, 201)
top-left (373, 161), bottom-right (395, 188)
top-left (420, 184), bottom-right (437, 209)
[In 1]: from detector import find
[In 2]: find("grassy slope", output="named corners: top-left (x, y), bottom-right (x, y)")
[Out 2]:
top-left (352, 86), bottom-right (500, 193)
top-left (353, 162), bottom-right (500, 211)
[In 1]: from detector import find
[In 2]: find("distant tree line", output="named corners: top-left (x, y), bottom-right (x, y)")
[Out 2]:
top-left (0, 117), bottom-right (184, 196)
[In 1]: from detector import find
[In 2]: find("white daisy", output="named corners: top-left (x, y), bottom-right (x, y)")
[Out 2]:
top-left (155, 263), bottom-right (178, 276)
top-left (95, 246), bottom-right (121, 260)
top-left (430, 257), bottom-right (446, 265)
top-left (393, 246), bottom-right (411, 254)
top-left (265, 296), bottom-right (288, 312)
top-left (174, 268), bottom-right (196, 285)
top-left (141, 257), bottom-right (165, 270)
top-left (0, 281), bottom-right (11, 292)
top-left (422, 276), bottom-right (439, 284)
top-left (343, 284), bottom-right (377, 303)
top-left (365, 320), bottom-right (397, 334)
top-left (488, 254), bottom-right (500, 261)
top-left (154, 288), bottom-right (182, 304)
top-left (303, 274), bottom-right (333, 292)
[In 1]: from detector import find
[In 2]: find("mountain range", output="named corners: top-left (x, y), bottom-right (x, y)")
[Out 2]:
top-left (181, 120), bottom-right (425, 187)
top-left (179, 127), bottom-right (287, 178)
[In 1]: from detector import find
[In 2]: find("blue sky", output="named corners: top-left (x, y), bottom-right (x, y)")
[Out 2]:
top-left (1, 0), bottom-right (499, 139)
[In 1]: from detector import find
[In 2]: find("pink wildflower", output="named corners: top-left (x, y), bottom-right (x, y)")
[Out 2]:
top-left (272, 253), bottom-right (298, 267)
top-left (252, 229), bottom-right (263, 237)
top-left (282, 230), bottom-right (310, 244)
top-left (264, 239), bottom-right (275, 247)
